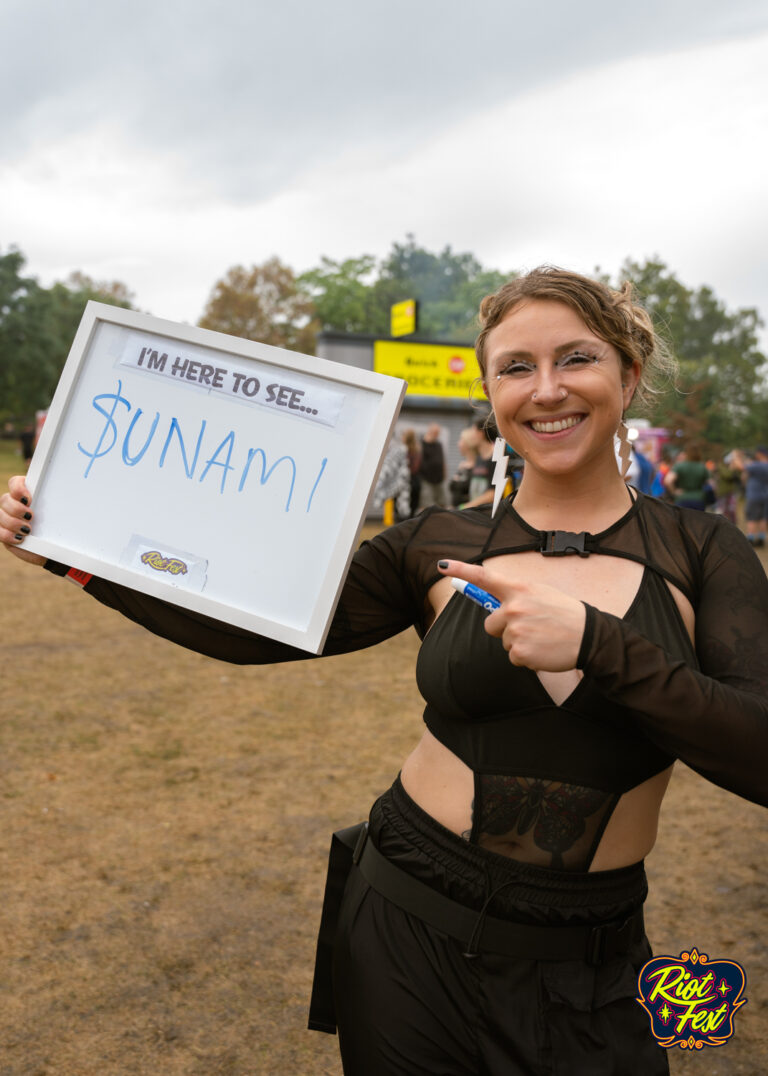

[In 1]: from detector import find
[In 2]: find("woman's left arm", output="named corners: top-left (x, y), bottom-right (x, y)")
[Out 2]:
top-left (577, 522), bottom-right (768, 807)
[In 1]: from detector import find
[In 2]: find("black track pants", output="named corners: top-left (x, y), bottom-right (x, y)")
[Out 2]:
top-left (330, 779), bottom-right (670, 1076)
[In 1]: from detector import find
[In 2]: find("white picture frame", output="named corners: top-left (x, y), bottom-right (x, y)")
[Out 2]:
top-left (25, 302), bottom-right (406, 654)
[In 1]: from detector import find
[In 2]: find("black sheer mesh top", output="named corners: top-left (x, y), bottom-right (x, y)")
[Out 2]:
top-left (47, 493), bottom-right (768, 830)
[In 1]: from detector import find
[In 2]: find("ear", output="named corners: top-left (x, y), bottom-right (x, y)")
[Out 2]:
top-left (621, 360), bottom-right (641, 410)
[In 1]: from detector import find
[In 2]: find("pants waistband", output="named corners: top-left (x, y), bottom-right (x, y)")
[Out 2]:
top-left (370, 776), bottom-right (648, 915)
top-left (354, 821), bottom-right (645, 964)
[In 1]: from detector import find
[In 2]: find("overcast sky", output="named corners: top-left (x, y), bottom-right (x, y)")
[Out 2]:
top-left (2, 0), bottom-right (768, 339)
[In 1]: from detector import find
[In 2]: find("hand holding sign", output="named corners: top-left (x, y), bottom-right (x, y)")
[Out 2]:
top-left (0, 476), bottom-right (45, 566)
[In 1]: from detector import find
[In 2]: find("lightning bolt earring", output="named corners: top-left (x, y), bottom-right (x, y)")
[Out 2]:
top-left (616, 420), bottom-right (631, 479)
top-left (491, 437), bottom-right (509, 516)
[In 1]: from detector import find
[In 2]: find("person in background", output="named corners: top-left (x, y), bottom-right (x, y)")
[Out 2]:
top-left (650, 452), bottom-right (672, 500)
top-left (19, 425), bottom-right (35, 469)
top-left (401, 428), bottom-right (422, 516)
top-left (448, 427), bottom-right (478, 508)
top-left (732, 445), bottom-right (768, 546)
top-left (713, 451), bottom-right (741, 525)
top-left (663, 443), bottom-right (710, 510)
top-left (458, 416), bottom-right (505, 509)
top-left (629, 441), bottom-right (655, 494)
top-left (418, 424), bottom-right (446, 507)
top-left (370, 435), bottom-right (411, 523)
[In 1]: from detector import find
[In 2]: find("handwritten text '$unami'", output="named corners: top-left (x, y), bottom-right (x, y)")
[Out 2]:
top-left (76, 381), bottom-right (327, 513)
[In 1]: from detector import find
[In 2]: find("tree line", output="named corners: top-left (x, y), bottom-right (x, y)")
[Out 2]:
top-left (2, 237), bottom-right (766, 449)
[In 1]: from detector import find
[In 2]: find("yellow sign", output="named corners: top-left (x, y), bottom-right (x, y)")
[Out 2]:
top-left (374, 340), bottom-right (482, 399)
top-left (390, 299), bottom-right (418, 338)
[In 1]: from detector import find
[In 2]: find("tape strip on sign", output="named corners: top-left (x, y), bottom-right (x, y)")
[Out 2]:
top-left (118, 332), bottom-right (345, 427)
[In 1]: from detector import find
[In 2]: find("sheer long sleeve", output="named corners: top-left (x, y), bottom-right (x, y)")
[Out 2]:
top-left (44, 514), bottom-right (429, 665)
top-left (577, 519), bottom-right (768, 807)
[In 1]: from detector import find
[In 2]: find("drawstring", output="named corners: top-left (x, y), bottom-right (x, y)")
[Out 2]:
top-left (463, 876), bottom-right (521, 958)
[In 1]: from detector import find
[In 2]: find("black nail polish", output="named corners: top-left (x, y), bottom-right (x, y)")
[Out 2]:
top-left (438, 559), bottom-right (449, 569)
top-left (14, 533), bottom-right (24, 541)
top-left (20, 525), bottom-right (30, 534)
top-left (24, 512), bottom-right (32, 521)
top-left (21, 497), bottom-right (29, 506)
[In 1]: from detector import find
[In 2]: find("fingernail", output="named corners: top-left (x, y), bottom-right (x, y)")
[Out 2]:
top-left (20, 525), bottom-right (30, 534)
top-left (438, 559), bottom-right (449, 569)
top-left (24, 512), bottom-right (32, 521)
top-left (21, 497), bottom-right (29, 506)
top-left (14, 533), bottom-right (24, 541)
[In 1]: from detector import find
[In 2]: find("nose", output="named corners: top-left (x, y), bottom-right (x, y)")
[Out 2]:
top-left (531, 364), bottom-right (567, 405)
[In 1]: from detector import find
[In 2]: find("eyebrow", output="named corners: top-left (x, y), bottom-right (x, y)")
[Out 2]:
top-left (490, 339), bottom-right (601, 364)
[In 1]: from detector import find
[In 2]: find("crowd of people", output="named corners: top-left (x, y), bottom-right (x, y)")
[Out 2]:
top-left (375, 420), bottom-right (768, 551)
top-left (647, 441), bottom-right (768, 546)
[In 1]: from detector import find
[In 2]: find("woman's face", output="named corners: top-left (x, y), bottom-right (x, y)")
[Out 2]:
top-left (482, 299), bottom-right (639, 478)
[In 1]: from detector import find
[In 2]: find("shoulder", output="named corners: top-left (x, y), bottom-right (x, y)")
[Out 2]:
top-left (638, 492), bottom-right (726, 541)
top-left (637, 493), bottom-right (756, 582)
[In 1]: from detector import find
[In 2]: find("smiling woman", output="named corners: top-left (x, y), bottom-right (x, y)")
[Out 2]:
top-left (2, 267), bottom-right (767, 1076)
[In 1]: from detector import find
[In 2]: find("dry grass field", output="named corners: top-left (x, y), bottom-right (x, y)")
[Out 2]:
top-left (0, 441), bottom-right (765, 1075)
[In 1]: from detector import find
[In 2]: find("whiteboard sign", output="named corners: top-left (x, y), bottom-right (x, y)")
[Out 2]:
top-left (25, 303), bottom-right (406, 653)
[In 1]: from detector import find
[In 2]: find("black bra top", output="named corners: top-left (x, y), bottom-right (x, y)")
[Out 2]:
top-left (416, 562), bottom-right (697, 794)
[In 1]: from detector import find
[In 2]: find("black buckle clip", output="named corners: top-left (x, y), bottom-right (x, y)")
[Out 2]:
top-left (352, 822), bottom-right (369, 865)
top-left (540, 530), bottom-right (589, 557)
top-left (586, 914), bottom-right (635, 966)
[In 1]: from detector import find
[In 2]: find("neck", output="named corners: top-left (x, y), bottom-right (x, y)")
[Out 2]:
top-left (513, 460), bottom-right (633, 533)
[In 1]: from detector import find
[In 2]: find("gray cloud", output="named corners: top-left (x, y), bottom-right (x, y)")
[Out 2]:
top-left (3, 0), bottom-right (767, 200)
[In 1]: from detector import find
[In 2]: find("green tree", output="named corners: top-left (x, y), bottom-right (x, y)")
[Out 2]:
top-left (298, 255), bottom-right (379, 335)
top-left (199, 258), bottom-right (317, 353)
top-left (0, 249), bottom-right (133, 424)
top-left (620, 258), bottom-right (766, 447)
top-left (301, 236), bottom-right (511, 342)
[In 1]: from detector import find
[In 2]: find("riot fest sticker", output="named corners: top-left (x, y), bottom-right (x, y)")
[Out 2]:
top-left (636, 948), bottom-right (747, 1050)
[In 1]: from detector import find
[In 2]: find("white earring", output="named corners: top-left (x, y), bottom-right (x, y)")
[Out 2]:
top-left (491, 437), bottom-right (509, 518)
top-left (616, 420), bottom-right (631, 479)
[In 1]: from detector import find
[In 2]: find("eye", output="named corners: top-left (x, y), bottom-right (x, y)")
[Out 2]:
top-left (557, 350), bottom-right (597, 369)
top-left (495, 360), bottom-right (534, 379)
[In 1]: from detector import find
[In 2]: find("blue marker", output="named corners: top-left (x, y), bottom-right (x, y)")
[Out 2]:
top-left (450, 577), bottom-right (500, 612)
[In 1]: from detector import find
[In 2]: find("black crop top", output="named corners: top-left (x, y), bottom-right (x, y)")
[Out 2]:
top-left (417, 564), bottom-right (694, 793)
top-left (415, 564), bottom-right (698, 867)
top-left (46, 492), bottom-right (768, 867)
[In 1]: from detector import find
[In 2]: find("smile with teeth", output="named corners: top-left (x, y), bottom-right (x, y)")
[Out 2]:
top-left (529, 415), bottom-right (584, 434)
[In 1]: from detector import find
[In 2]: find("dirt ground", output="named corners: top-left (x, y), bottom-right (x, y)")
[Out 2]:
top-left (0, 449), bottom-right (766, 1075)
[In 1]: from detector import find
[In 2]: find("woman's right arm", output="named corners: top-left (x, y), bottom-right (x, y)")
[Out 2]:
top-left (1, 476), bottom-right (423, 665)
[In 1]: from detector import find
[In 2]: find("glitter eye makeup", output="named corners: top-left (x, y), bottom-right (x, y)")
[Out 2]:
top-left (495, 351), bottom-right (600, 380)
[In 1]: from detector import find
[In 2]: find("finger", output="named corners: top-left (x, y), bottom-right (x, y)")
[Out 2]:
top-left (0, 483), bottom-right (34, 540)
top-left (482, 606), bottom-right (507, 638)
top-left (8, 474), bottom-right (32, 504)
top-left (1, 478), bottom-right (33, 521)
top-left (436, 558), bottom-right (488, 588)
top-left (0, 517), bottom-right (31, 546)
